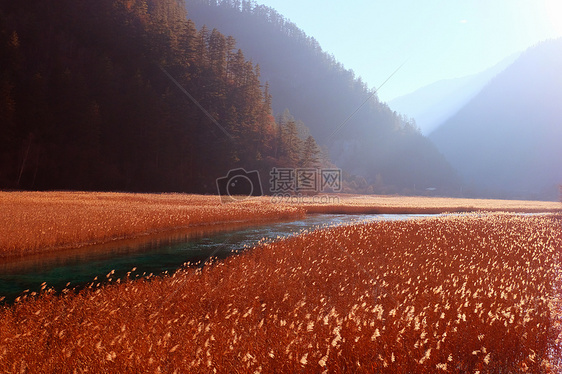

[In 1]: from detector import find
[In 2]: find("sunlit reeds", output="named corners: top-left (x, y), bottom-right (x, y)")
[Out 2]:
top-left (0, 192), bottom-right (304, 257)
top-left (1, 191), bottom-right (559, 258)
top-left (0, 213), bottom-right (560, 372)
top-left (301, 194), bottom-right (561, 214)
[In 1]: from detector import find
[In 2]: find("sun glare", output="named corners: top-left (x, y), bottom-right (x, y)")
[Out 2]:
top-left (545, 0), bottom-right (562, 35)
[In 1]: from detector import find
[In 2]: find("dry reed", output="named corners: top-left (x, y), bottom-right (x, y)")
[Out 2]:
top-left (0, 213), bottom-right (560, 373)
top-left (1, 191), bottom-right (559, 258)
top-left (0, 192), bottom-right (304, 257)
top-left (300, 194), bottom-right (561, 214)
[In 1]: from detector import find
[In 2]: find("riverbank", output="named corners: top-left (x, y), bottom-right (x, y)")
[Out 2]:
top-left (1, 213), bottom-right (560, 372)
top-left (0, 192), bottom-right (305, 258)
top-left (0, 191), bottom-right (559, 258)
top-left (298, 194), bottom-right (561, 214)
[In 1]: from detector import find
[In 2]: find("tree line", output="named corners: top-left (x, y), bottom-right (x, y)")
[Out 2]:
top-left (185, 0), bottom-right (461, 195)
top-left (0, 0), bottom-right (322, 192)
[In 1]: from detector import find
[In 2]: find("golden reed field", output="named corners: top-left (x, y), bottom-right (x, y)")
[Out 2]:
top-left (0, 212), bottom-right (561, 373)
top-left (301, 194), bottom-right (562, 215)
top-left (0, 191), bottom-right (559, 258)
top-left (0, 192), bottom-right (305, 257)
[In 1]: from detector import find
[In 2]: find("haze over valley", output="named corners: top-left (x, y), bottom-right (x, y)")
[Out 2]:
top-left (0, 0), bottom-right (560, 199)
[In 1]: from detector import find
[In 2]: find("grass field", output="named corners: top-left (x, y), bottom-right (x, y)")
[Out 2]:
top-left (0, 192), bottom-right (305, 258)
top-left (0, 213), bottom-right (561, 373)
top-left (0, 191), bottom-right (559, 258)
top-left (299, 194), bottom-right (561, 214)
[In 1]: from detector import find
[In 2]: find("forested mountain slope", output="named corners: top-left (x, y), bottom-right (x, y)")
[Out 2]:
top-left (184, 0), bottom-right (460, 194)
top-left (0, 0), bottom-right (314, 192)
top-left (0, 0), bottom-right (460, 194)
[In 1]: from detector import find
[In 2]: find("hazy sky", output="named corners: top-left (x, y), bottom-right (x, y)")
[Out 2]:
top-left (256, 0), bottom-right (562, 102)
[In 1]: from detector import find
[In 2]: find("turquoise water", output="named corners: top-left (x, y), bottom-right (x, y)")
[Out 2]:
top-left (0, 214), bottom-right (433, 303)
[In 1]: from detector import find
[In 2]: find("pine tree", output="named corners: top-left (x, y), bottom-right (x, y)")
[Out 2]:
top-left (208, 28), bottom-right (227, 76)
top-left (224, 35), bottom-right (236, 81)
top-left (263, 81), bottom-right (272, 115)
top-left (281, 121), bottom-right (301, 168)
top-left (299, 135), bottom-right (320, 168)
top-left (196, 25), bottom-right (210, 65)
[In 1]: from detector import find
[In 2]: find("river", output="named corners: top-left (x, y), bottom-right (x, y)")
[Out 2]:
top-left (0, 213), bottom-right (435, 303)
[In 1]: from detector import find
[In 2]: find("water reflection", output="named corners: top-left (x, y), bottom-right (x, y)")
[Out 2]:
top-left (0, 214), bottom-right (433, 302)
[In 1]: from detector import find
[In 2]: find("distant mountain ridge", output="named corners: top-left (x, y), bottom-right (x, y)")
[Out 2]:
top-left (184, 0), bottom-right (460, 194)
top-left (430, 39), bottom-right (562, 200)
top-left (389, 54), bottom-right (519, 135)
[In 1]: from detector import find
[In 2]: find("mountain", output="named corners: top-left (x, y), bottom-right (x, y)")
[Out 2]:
top-left (0, 0), bottom-right (460, 195)
top-left (389, 54), bottom-right (519, 135)
top-left (0, 0), bottom-right (321, 192)
top-left (183, 0), bottom-right (460, 194)
top-left (430, 39), bottom-right (562, 200)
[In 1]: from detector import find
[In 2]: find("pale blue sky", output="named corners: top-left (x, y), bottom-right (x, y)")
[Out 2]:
top-left (256, 0), bottom-right (562, 102)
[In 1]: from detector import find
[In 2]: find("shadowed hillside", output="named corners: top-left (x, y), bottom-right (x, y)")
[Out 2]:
top-left (0, 0), bottom-right (463, 194)
top-left (0, 0), bottom-right (325, 192)
top-left (184, 0), bottom-right (460, 194)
